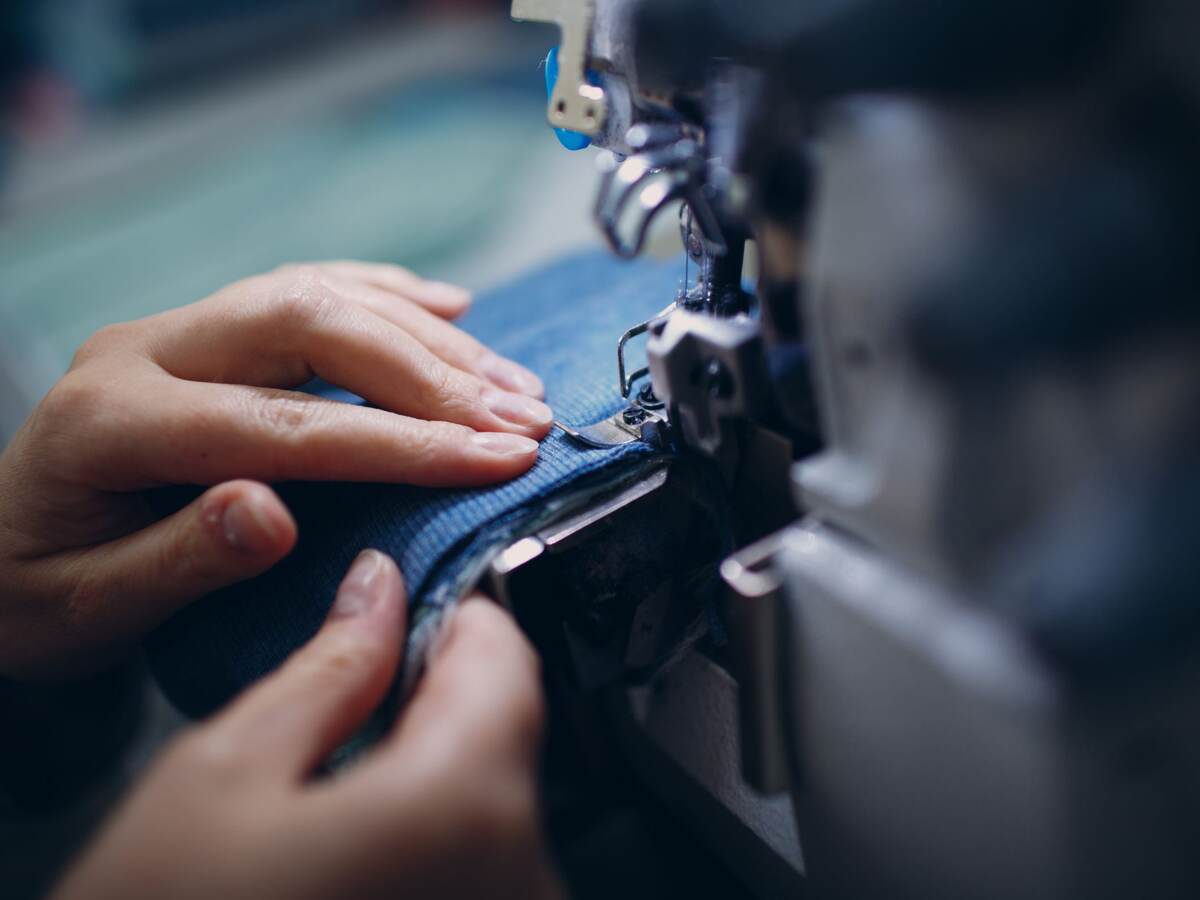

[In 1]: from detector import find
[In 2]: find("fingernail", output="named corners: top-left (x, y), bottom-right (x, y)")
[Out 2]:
top-left (479, 354), bottom-right (544, 397)
top-left (428, 605), bottom-right (458, 663)
top-left (470, 432), bottom-right (540, 457)
top-left (482, 387), bottom-right (553, 428)
top-left (221, 493), bottom-right (286, 556)
top-left (331, 549), bottom-right (388, 618)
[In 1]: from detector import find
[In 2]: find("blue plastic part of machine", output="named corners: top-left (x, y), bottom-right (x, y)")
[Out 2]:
top-left (544, 46), bottom-right (593, 151)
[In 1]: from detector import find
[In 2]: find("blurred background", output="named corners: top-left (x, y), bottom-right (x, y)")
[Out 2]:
top-left (0, 0), bottom-right (605, 443)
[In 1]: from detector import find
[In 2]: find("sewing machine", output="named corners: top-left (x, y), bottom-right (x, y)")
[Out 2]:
top-left (495, 1), bottom-right (1200, 897)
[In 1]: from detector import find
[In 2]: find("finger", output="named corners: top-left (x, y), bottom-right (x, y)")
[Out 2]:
top-left (397, 597), bottom-right (545, 764)
top-left (343, 596), bottom-right (544, 800)
top-left (315, 260), bottom-right (473, 320)
top-left (19, 481), bottom-right (295, 678)
top-left (200, 550), bottom-right (405, 779)
top-left (149, 278), bottom-right (552, 439)
top-left (325, 274), bottom-right (544, 398)
top-left (94, 380), bottom-right (540, 489)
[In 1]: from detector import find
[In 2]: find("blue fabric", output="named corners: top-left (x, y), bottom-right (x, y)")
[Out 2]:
top-left (145, 251), bottom-right (684, 718)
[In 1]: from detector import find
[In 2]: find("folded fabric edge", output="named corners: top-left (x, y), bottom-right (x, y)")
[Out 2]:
top-left (328, 451), bottom-right (669, 766)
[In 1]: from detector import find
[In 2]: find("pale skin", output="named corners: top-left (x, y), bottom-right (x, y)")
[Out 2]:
top-left (0, 262), bottom-right (562, 899)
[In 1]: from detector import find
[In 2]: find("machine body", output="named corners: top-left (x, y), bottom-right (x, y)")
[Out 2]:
top-left (502, 2), bottom-right (1200, 896)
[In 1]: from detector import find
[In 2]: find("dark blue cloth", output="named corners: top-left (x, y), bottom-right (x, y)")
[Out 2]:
top-left (146, 252), bottom-right (683, 718)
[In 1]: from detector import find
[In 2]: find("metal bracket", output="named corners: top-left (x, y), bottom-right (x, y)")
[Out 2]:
top-left (485, 465), bottom-right (671, 615)
top-left (647, 310), bottom-right (771, 458)
top-left (512, 0), bottom-right (608, 137)
top-left (594, 133), bottom-right (727, 260)
top-left (618, 303), bottom-right (675, 398)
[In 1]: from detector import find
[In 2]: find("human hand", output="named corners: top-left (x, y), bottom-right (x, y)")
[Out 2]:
top-left (51, 550), bottom-right (562, 900)
top-left (0, 261), bottom-right (551, 680)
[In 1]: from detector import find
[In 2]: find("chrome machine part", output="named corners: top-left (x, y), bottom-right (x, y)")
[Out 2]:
top-left (486, 464), bottom-right (671, 611)
top-left (593, 126), bottom-right (726, 260)
top-left (512, 0), bottom-right (608, 138)
top-left (553, 404), bottom-right (667, 451)
top-left (483, 461), bottom-right (808, 897)
top-left (555, 299), bottom-right (674, 452)
top-left (484, 461), bottom-right (714, 688)
top-left (514, 0), bottom-right (655, 154)
top-left (719, 530), bottom-right (792, 795)
top-left (646, 310), bottom-right (772, 459)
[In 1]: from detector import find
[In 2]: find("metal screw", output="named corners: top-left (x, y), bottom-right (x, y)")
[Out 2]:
top-left (622, 406), bottom-right (648, 425)
top-left (637, 384), bottom-right (664, 410)
top-left (704, 359), bottom-right (734, 399)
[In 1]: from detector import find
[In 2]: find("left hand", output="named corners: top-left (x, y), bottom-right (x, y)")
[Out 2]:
top-left (0, 260), bottom-right (550, 681)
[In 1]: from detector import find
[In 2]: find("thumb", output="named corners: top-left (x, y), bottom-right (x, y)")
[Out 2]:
top-left (31, 480), bottom-right (295, 678)
top-left (199, 549), bottom-right (406, 779)
top-left (99, 478), bottom-right (296, 601)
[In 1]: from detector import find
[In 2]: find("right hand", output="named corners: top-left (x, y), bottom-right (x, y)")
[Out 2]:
top-left (52, 550), bottom-right (562, 900)
top-left (0, 261), bottom-right (552, 680)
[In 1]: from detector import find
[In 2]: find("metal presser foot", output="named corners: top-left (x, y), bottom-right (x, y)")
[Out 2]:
top-left (556, 304), bottom-right (674, 450)
top-left (554, 399), bottom-right (667, 449)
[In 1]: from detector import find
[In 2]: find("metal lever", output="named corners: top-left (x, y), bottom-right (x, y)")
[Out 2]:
top-left (512, 0), bottom-right (607, 137)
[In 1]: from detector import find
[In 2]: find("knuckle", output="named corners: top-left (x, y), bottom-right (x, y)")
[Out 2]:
top-left (69, 322), bottom-right (133, 368)
top-left (421, 360), bottom-right (478, 418)
top-left (256, 392), bottom-right (323, 444)
top-left (172, 508), bottom-right (230, 585)
top-left (424, 356), bottom-right (459, 401)
top-left (54, 561), bottom-right (135, 659)
top-left (269, 265), bottom-right (342, 331)
top-left (58, 571), bottom-right (101, 635)
top-left (405, 420), bottom-right (480, 479)
top-left (36, 373), bottom-right (145, 471)
top-left (170, 727), bottom-right (243, 777)
top-left (272, 261), bottom-right (323, 283)
top-left (39, 373), bottom-right (107, 427)
top-left (405, 419), bottom-right (466, 462)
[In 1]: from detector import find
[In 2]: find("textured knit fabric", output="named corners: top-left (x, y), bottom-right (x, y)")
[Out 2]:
top-left (145, 251), bottom-right (683, 718)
